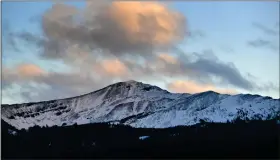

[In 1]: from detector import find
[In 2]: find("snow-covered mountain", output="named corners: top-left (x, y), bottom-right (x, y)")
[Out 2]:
top-left (1, 80), bottom-right (279, 129)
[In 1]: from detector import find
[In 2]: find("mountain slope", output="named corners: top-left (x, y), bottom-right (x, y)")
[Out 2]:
top-left (1, 80), bottom-right (279, 129)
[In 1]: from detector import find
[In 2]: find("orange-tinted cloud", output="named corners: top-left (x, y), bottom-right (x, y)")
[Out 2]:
top-left (32, 1), bottom-right (187, 60)
top-left (2, 63), bottom-right (47, 91)
top-left (107, 2), bottom-right (186, 45)
top-left (158, 53), bottom-right (178, 64)
top-left (168, 80), bottom-right (238, 95)
top-left (16, 64), bottom-right (46, 77)
top-left (95, 59), bottom-right (128, 77)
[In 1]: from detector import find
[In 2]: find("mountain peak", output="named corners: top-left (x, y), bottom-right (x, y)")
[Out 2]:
top-left (124, 80), bottom-right (138, 84)
top-left (199, 90), bottom-right (219, 96)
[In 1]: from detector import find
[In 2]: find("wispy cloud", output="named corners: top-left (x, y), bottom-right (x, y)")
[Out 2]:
top-left (248, 38), bottom-right (279, 51)
top-left (186, 30), bottom-right (206, 41)
top-left (248, 22), bottom-right (279, 52)
top-left (252, 22), bottom-right (279, 36)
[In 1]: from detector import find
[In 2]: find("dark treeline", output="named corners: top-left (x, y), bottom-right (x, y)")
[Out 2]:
top-left (2, 118), bottom-right (280, 159)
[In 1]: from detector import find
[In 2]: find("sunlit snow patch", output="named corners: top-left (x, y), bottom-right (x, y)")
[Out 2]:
top-left (139, 136), bottom-right (150, 140)
top-left (8, 129), bottom-right (17, 136)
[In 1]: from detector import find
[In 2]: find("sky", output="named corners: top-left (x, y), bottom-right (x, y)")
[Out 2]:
top-left (2, 1), bottom-right (279, 104)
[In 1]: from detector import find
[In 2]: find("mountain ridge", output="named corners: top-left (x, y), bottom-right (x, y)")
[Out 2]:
top-left (1, 80), bottom-right (279, 129)
top-left (1, 80), bottom-right (171, 105)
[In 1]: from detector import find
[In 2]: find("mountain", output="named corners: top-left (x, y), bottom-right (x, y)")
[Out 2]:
top-left (1, 80), bottom-right (280, 130)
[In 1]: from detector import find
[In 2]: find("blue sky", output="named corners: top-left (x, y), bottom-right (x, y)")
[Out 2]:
top-left (2, 1), bottom-right (279, 104)
top-left (174, 1), bottom-right (279, 89)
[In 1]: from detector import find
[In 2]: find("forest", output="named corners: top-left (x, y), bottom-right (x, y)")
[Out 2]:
top-left (2, 118), bottom-right (279, 159)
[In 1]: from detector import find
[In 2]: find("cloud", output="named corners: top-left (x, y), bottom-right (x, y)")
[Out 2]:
top-left (117, 50), bottom-right (264, 92)
top-left (185, 58), bottom-right (255, 90)
top-left (252, 22), bottom-right (279, 36)
top-left (158, 53), bottom-right (178, 64)
top-left (167, 80), bottom-right (238, 95)
top-left (149, 50), bottom-right (256, 91)
top-left (248, 39), bottom-right (279, 51)
top-left (2, 64), bottom-right (47, 90)
top-left (16, 64), bottom-right (46, 77)
top-left (186, 30), bottom-right (206, 41)
top-left (7, 1), bottom-right (252, 91)
top-left (2, 63), bottom-right (115, 103)
top-left (2, 61), bottom-right (159, 103)
top-left (2, 52), bottom-right (276, 104)
top-left (17, 2), bottom-right (185, 60)
top-left (248, 22), bottom-right (279, 52)
top-left (5, 1), bottom-right (188, 84)
top-left (96, 59), bottom-right (129, 77)
top-left (255, 82), bottom-right (279, 93)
